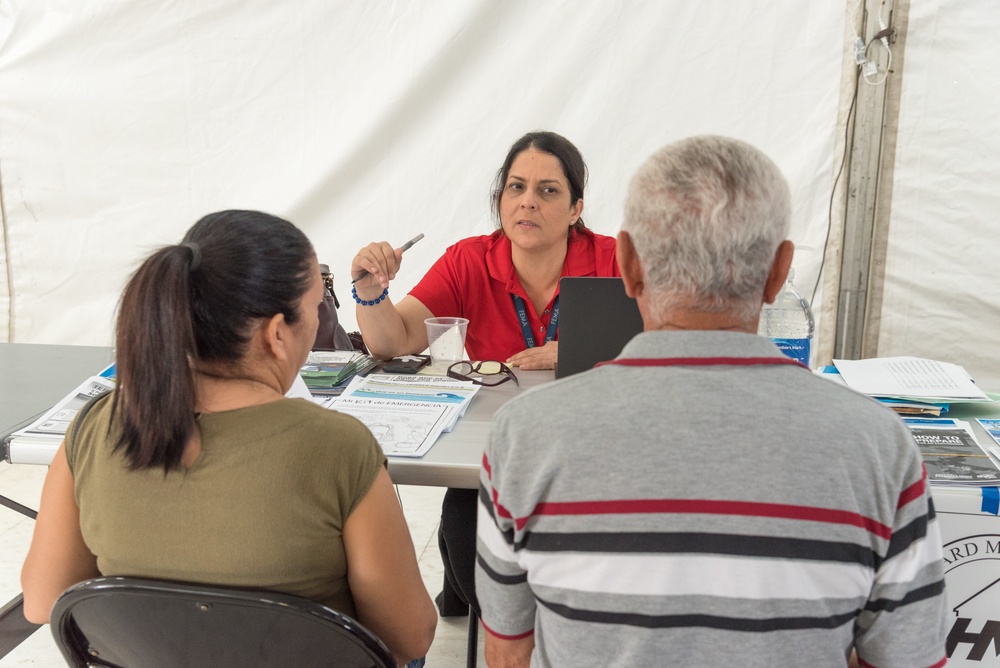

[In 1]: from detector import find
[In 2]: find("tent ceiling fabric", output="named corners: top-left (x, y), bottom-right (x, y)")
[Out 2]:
top-left (3, 2), bottom-right (842, 349)
top-left (881, 1), bottom-right (1000, 387)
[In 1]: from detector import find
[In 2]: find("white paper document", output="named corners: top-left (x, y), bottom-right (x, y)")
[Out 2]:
top-left (832, 356), bottom-right (990, 401)
top-left (328, 396), bottom-right (452, 457)
top-left (307, 350), bottom-right (363, 365)
top-left (10, 376), bottom-right (116, 443)
top-left (5, 376), bottom-right (117, 464)
top-left (334, 373), bottom-right (480, 432)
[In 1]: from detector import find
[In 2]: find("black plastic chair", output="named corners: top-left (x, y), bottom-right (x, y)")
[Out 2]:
top-left (50, 576), bottom-right (396, 668)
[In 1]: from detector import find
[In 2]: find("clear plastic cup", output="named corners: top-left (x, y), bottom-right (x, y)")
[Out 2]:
top-left (424, 317), bottom-right (469, 373)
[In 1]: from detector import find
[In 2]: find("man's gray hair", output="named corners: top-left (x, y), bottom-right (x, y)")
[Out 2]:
top-left (622, 135), bottom-right (791, 320)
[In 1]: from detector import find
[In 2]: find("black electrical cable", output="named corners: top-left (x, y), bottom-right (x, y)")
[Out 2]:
top-left (810, 66), bottom-right (862, 308)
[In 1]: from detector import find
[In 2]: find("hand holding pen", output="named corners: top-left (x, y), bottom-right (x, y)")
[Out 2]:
top-left (350, 233), bottom-right (425, 293)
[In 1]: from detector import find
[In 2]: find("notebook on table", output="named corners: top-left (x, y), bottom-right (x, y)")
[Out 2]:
top-left (555, 277), bottom-right (644, 379)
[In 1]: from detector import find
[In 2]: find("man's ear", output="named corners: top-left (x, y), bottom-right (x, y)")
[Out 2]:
top-left (617, 230), bottom-right (644, 298)
top-left (763, 240), bottom-right (795, 304)
top-left (261, 312), bottom-right (291, 362)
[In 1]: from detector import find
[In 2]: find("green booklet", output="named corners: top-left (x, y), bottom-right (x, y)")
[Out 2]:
top-left (300, 351), bottom-right (377, 396)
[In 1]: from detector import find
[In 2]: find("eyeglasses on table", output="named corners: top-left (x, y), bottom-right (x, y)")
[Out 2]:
top-left (447, 360), bottom-right (519, 387)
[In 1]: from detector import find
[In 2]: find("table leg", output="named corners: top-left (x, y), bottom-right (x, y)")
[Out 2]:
top-left (467, 609), bottom-right (479, 667)
top-left (0, 595), bottom-right (41, 659)
top-left (0, 494), bottom-right (40, 657)
top-left (0, 494), bottom-right (38, 520)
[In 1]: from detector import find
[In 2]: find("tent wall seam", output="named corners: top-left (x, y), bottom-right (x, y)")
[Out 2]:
top-left (861, 0), bottom-right (910, 359)
top-left (0, 150), bottom-right (13, 342)
top-left (834, 0), bottom-right (907, 360)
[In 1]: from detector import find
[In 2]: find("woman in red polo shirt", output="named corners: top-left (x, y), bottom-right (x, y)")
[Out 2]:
top-left (351, 131), bottom-right (619, 371)
top-left (349, 130), bottom-right (620, 619)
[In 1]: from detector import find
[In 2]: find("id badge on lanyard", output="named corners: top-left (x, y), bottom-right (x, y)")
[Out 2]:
top-left (512, 294), bottom-right (559, 349)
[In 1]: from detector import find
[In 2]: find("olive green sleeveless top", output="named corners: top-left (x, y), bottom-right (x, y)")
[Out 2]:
top-left (67, 394), bottom-right (385, 617)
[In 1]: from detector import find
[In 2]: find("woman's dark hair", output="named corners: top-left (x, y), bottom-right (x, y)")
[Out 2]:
top-left (491, 130), bottom-right (588, 232)
top-left (111, 210), bottom-right (315, 472)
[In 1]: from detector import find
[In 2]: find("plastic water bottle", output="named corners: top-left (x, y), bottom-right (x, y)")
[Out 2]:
top-left (758, 268), bottom-right (814, 367)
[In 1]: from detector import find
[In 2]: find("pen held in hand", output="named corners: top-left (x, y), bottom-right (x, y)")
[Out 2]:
top-left (352, 233), bottom-right (425, 284)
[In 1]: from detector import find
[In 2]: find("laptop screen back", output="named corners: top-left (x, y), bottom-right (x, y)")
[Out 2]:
top-left (556, 277), bottom-right (644, 379)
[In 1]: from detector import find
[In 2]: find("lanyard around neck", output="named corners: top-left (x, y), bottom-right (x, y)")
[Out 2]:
top-left (595, 356), bottom-right (807, 370)
top-left (512, 294), bottom-right (559, 349)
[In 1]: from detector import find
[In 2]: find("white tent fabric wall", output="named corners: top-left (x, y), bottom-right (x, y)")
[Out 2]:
top-left (0, 2), bottom-right (844, 349)
top-left (882, 1), bottom-right (1000, 388)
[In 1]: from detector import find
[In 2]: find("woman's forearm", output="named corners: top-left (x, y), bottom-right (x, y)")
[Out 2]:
top-left (355, 293), bottom-right (433, 360)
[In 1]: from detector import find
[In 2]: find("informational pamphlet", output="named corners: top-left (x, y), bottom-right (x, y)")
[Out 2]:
top-left (332, 373), bottom-right (480, 432)
top-left (976, 419), bottom-right (1000, 462)
top-left (327, 396), bottom-right (452, 457)
top-left (904, 417), bottom-right (1000, 485)
top-left (325, 373), bottom-right (482, 457)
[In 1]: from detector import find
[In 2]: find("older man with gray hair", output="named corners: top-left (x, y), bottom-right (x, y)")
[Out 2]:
top-left (475, 136), bottom-right (948, 668)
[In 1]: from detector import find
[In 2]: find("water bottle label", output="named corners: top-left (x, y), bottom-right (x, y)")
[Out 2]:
top-left (770, 337), bottom-right (810, 367)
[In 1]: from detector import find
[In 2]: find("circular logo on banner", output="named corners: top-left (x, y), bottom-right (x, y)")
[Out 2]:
top-left (942, 534), bottom-right (1000, 663)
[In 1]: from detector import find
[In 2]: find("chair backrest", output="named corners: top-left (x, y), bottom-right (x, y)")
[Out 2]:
top-left (50, 576), bottom-right (396, 668)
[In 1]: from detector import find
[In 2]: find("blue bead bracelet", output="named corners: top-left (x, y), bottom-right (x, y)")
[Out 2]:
top-left (352, 285), bottom-right (388, 306)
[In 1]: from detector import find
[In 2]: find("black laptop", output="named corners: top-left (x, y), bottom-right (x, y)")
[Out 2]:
top-left (555, 277), bottom-right (644, 378)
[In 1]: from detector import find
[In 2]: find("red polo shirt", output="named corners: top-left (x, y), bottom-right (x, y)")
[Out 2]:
top-left (409, 228), bottom-right (619, 361)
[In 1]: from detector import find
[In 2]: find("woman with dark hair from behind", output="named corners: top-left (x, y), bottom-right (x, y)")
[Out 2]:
top-left (21, 210), bottom-right (436, 665)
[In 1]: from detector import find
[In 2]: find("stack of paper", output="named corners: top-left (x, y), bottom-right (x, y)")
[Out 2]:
top-left (4, 375), bottom-right (116, 464)
top-left (872, 398), bottom-right (948, 417)
top-left (829, 356), bottom-right (992, 416)
top-left (326, 374), bottom-right (481, 457)
top-left (903, 417), bottom-right (1000, 485)
top-left (299, 351), bottom-right (378, 396)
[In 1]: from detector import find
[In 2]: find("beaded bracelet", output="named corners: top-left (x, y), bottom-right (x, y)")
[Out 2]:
top-left (352, 285), bottom-right (388, 306)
